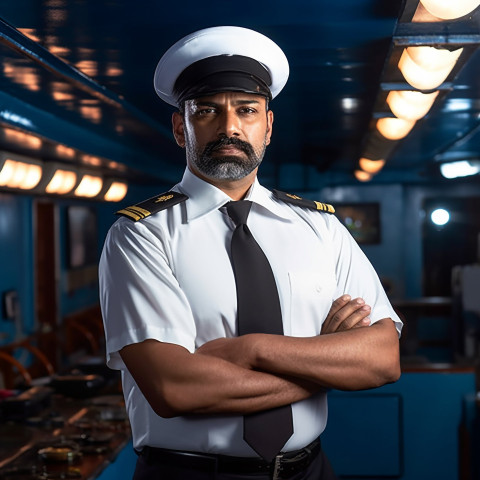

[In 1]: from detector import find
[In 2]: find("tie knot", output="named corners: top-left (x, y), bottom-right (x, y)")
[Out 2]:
top-left (226, 201), bottom-right (252, 226)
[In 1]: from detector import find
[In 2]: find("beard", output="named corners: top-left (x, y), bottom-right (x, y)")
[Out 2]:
top-left (187, 135), bottom-right (267, 181)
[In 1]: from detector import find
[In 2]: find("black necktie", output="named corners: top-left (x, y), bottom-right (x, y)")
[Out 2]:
top-left (226, 200), bottom-right (293, 462)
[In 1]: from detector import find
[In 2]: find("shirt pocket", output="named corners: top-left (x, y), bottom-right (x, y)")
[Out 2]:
top-left (288, 271), bottom-right (336, 337)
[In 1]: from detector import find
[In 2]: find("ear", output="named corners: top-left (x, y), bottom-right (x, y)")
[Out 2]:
top-left (172, 112), bottom-right (186, 148)
top-left (265, 109), bottom-right (274, 146)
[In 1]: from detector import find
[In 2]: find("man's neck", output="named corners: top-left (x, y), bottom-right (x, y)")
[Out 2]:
top-left (188, 166), bottom-right (257, 201)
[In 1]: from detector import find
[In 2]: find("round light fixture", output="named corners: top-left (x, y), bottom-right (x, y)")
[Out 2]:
top-left (420, 0), bottom-right (480, 20)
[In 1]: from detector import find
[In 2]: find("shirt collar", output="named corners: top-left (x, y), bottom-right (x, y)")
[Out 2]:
top-left (176, 167), bottom-right (292, 222)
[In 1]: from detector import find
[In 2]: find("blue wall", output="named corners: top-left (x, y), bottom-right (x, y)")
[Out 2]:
top-left (316, 181), bottom-right (479, 300)
top-left (0, 182), bottom-right (165, 346)
top-left (0, 193), bottom-right (34, 343)
top-left (323, 369), bottom-right (476, 480)
top-left (1, 178), bottom-right (478, 345)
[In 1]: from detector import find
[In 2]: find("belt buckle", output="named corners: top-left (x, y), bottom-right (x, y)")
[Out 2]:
top-left (272, 453), bottom-right (284, 480)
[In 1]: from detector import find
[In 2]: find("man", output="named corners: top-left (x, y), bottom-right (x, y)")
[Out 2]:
top-left (99, 26), bottom-right (402, 480)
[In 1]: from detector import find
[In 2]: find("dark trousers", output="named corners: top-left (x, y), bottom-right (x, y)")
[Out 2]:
top-left (132, 448), bottom-right (338, 480)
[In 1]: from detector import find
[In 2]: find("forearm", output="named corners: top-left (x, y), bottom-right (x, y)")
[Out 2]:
top-left (252, 319), bottom-right (400, 390)
top-left (120, 340), bottom-right (318, 418)
top-left (199, 318), bottom-right (400, 391)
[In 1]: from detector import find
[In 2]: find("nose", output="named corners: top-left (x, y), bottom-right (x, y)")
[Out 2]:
top-left (217, 108), bottom-right (240, 137)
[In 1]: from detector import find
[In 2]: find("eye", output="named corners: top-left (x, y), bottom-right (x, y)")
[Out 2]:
top-left (238, 106), bottom-right (257, 115)
top-left (195, 107), bottom-right (217, 116)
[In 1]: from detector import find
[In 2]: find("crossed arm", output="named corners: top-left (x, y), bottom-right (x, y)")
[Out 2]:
top-left (119, 295), bottom-right (401, 419)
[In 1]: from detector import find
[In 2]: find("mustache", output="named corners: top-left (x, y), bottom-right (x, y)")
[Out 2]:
top-left (203, 136), bottom-right (255, 157)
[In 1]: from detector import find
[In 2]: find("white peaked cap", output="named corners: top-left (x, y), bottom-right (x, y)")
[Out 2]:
top-left (153, 26), bottom-right (289, 106)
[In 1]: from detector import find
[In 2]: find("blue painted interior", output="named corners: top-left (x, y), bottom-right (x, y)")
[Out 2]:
top-left (91, 370), bottom-right (478, 479)
top-left (0, 2), bottom-right (479, 478)
top-left (0, 1), bottom-right (478, 185)
top-left (322, 370), bottom-right (477, 479)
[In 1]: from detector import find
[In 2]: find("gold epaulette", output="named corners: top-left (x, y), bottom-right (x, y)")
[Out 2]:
top-left (116, 191), bottom-right (188, 222)
top-left (273, 189), bottom-right (335, 214)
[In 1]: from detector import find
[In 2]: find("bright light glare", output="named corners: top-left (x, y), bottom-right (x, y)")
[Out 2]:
top-left (420, 0), bottom-right (480, 20)
top-left (74, 175), bottom-right (103, 197)
top-left (377, 117), bottom-right (416, 140)
top-left (398, 46), bottom-right (462, 90)
top-left (440, 160), bottom-right (480, 179)
top-left (354, 170), bottom-right (372, 182)
top-left (359, 158), bottom-right (385, 174)
top-left (431, 208), bottom-right (450, 226)
top-left (0, 159), bottom-right (42, 189)
top-left (46, 170), bottom-right (77, 194)
top-left (386, 90), bottom-right (439, 121)
top-left (104, 181), bottom-right (128, 202)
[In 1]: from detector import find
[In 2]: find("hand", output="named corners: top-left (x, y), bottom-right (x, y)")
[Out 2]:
top-left (321, 295), bottom-right (371, 334)
top-left (196, 335), bottom-right (256, 370)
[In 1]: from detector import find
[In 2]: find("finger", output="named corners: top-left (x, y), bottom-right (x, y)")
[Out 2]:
top-left (322, 295), bottom-right (351, 331)
top-left (323, 298), bottom-right (370, 333)
top-left (335, 305), bottom-right (371, 332)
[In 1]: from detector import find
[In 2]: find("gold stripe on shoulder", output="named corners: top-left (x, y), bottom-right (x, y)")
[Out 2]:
top-left (116, 190), bottom-right (189, 222)
top-left (273, 189), bottom-right (335, 214)
top-left (116, 208), bottom-right (142, 221)
top-left (314, 201), bottom-right (335, 214)
top-left (126, 205), bottom-right (151, 218)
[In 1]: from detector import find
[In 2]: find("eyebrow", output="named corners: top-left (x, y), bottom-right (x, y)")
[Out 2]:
top-left (194, 98), bottom-right (261, 108)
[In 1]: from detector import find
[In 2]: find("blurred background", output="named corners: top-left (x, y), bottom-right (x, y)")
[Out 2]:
top-left (0, 1), bottom-right (479, 479)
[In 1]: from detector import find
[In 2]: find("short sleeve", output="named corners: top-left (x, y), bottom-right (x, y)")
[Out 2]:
top-left (328, 215), bottom-right (403, 335)
top-left (99, 218), bottom-right (197, 370)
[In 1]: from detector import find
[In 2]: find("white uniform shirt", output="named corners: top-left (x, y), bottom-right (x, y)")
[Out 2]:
top-left (99, 167), bottom-right (402, 456)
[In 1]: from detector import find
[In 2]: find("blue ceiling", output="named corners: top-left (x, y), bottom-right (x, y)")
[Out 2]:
top-left (0, 0), bottom-right (479, 191)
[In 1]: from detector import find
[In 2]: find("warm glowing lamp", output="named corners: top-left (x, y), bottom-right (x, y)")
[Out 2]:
top-left (0, 157), bottom-right (43, 190)
top-left (46, 169), bottom-right (78, 194)
top-left (407, 46), bottom-right (463, 71)
top-left (376, 117), bottom-right (416, 140)
top-left (359, 158), bottom-right (386, 174)
top-left (104, 181), bottom-right (128, 202)
top-left (354, 170), bottom-right (372, 182)
top-left (419, 0), bottom-right (480, 19)
top-left (386, 90), bottom-right (439, 121)
top-left (398, 46), bottom-right (463, 90)
top-left (74, 174), bottom-right (103, 197)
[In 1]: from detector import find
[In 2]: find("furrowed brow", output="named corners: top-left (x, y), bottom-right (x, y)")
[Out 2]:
top-left (232, 99), bottom-right (261, 106)
top-left (194, 101), bottom-right (219, 108)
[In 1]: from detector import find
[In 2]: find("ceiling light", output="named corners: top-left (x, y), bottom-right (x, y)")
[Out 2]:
top-left (419, 0), bottom-right (480, 20)
top-left (341, 97), bottom-right (359, 112)
top-left (376, 117), bottom-right (416, 140)
top-left (440, 160), bottom-right (480, 178)
top-left (386, 90), bottom-right (439, 121)
top-left (354, 170), bottom-right (372, 182)
top-left (3, 127), bottom-right (42, 149)
top-left (0, 152), bottom-right (43, 190)
top-left (46, 169), bottom-right (78, 194)
top-left (359, 158), bottom-right (386, 174)
top-left (431, 208), bottom-right (450, 226)
top-left (398, 46), bottom-right (463, 90)
top-left (34, 162), bottom-right (80, 195)
top-left (442, 98), bottom-right (472, 112)
top-left (407, 46), bottom-right (463, 71)
top-left (74, 174), bottom-right (103, 197)
top-left (104, 181), bottom-right (128, 202)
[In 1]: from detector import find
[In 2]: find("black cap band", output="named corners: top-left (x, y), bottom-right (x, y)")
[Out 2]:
top-left (173, 55), bottom-right (272, 104)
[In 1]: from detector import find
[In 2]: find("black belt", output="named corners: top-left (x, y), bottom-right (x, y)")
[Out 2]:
top-left (139, 438), bottom-right (321, 479)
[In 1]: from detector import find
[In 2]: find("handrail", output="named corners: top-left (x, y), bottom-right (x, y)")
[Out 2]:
top-left (0, 350), bottom-right (32, 387)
